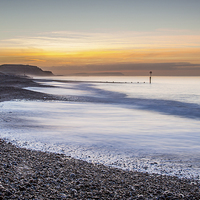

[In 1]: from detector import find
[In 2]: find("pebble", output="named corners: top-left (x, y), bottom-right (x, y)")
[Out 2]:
top-left (1, 75), bottom-right (200, 199)
top-left (0, 139), bottom-right (200, 199)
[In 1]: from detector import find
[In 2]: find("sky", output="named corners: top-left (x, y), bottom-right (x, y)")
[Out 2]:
top-left (0, 0), bottom-right (200, 75)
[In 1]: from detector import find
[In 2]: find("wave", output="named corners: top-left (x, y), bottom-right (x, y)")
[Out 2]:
top-left (62, 83), bottom-right (200, 120)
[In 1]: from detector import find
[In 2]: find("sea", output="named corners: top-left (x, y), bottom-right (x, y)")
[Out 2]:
top-left (1, 76), bottom-right (200, 179)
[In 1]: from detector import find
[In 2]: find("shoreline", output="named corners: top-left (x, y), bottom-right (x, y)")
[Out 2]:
top-left (1, 139), bottom-right (200, 199)
top-left (0, 74), bottom-right (62, 102)
top-left (1, 74), bottom-right (200, 199)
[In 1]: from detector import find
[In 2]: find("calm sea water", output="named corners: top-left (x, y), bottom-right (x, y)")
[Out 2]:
top-left (1, 76), bottom-right (200, 179)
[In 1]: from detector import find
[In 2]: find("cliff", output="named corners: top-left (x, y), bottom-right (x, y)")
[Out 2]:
top-left (0, 64), bottom-right (54, 76)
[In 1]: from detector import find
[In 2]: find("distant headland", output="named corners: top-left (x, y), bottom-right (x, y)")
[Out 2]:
top-left (0, 64), bottom-right (54, 76)
top-left (71, 72), bottom-right (124, 76)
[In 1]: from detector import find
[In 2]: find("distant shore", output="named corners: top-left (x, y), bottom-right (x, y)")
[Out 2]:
top-left (0, 74), bottom-right (200, 199)
top-left (0, 73), bottom-right (60, 102)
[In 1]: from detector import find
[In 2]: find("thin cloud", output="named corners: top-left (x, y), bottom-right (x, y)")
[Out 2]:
top-left (1, 30), bottom-right (200, 73)
top-left (1, 47), bottom-right (200, 68)
top-left (1, 30), bottom-right (200, 52)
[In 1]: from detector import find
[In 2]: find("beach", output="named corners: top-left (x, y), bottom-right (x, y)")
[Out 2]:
top-left (0, 74), bottom-right (61, 102)
top-left (0, 74), bottom-right (200, 199)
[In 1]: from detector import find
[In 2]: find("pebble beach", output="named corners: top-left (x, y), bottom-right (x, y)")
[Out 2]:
top-left (0, 74), bottom-right (200, 199)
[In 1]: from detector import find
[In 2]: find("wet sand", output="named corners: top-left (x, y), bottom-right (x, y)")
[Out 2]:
top-left (0, 74), bottom-right (200, 199)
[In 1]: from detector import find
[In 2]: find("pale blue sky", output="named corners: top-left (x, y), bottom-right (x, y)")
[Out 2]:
top-left (1, 0), bottom-right (200, 37)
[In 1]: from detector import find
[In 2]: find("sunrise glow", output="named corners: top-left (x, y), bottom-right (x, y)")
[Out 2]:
top-left (0, 1), bottom-right (200, 75)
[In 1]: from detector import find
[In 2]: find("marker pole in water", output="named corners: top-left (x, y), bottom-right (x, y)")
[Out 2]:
top-left (149, 71), bottom-right (152, 84)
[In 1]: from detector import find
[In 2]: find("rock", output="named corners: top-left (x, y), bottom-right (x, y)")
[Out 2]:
top-left (0, 138), bottom-right (200, 199)
top-left (60, 193), bottom-right (67, 198)
top-left (137, 194), bottom-right (144, 200)
top-left (70, 173), bottom-right (76, 179)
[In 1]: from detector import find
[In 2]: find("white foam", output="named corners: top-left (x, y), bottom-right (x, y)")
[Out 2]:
top-left (1, 99), bottom-right (200, 179)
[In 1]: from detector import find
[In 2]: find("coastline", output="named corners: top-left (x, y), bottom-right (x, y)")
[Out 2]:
top-left (0, 74), bottom-right (61, 102)
top-left (0, 74), bottom-right (200, 199)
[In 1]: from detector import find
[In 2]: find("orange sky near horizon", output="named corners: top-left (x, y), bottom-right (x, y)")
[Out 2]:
top-left (0, 47), bottom-right (200, 69)
top-left (1, 29), bottom-right (200, 75)
top-left (1, 1), bottom-right (200, 75)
